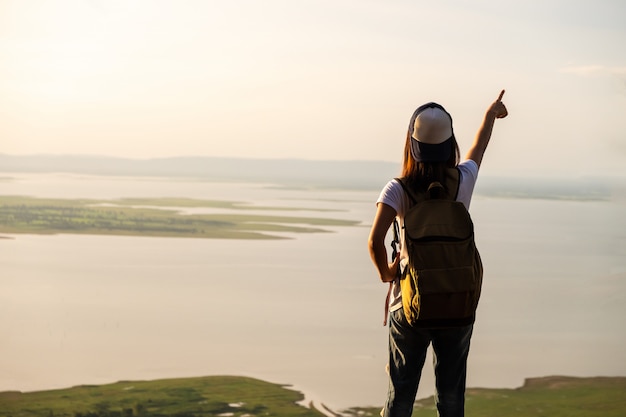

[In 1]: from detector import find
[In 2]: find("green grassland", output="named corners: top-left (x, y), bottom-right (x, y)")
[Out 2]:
top-left (0, 376), bottom-right (325, 417)
top-left (1, 376), bottom-right (625, 417)
top-left (0, 196), bottom-right (360, 240)
top-left (347, 376), bottom-right (626, 417)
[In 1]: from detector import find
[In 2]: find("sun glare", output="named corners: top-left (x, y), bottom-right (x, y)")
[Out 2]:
top-left (4, 1), bottom-right (149, 107)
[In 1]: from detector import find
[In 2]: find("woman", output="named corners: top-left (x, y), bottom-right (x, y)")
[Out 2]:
top-left (368, 90), bottom-right (508, 417)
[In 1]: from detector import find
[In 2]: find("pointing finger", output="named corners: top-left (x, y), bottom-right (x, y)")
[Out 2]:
top-left (497, 89), bottom-right (505, 102)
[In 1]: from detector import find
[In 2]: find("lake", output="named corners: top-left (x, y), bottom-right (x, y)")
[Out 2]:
top-left (0, 173), bottom-right (625, 410)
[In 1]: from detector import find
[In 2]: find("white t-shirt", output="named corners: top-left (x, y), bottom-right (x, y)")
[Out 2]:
top-left (376, 159), bottom-right (480, 312)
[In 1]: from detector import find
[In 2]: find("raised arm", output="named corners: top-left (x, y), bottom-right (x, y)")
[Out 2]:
top-left (465, 90), bottom-right (508, 167)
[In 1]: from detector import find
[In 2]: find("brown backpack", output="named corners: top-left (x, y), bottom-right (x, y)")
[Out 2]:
top-left (396, 168), bottom-right (483, 327)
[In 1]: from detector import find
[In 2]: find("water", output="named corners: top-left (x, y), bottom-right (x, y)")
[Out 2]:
top-left (0, 173), bottom-right (625, 410)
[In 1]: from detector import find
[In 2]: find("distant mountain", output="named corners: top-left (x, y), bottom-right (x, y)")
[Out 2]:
top-left (0, 154), bottom-right (399, 190)
top-left (0, 154), bottom-right (622, 200)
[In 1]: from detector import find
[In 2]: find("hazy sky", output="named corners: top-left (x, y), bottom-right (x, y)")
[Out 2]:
top-left (1, 0), bottom-right (625, 177)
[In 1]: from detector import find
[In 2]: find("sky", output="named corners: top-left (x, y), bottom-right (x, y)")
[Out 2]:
top-left (1, 0), bottom-right (625, 178)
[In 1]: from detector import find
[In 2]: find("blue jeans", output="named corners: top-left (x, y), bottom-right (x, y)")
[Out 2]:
top-left (383, 308), bottom-right (474, 417)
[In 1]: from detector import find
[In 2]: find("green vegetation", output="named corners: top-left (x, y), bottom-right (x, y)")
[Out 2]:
top-left (0, 376), bottom-right (325, 417)
top-left (0, 196), bottom-right (360, 240)
top-left (2, 376), bottom-right (625, 417)
top-left (346, 376), bottom-right (626, 417)
top-left (101, 197), bottom-right (340, 211)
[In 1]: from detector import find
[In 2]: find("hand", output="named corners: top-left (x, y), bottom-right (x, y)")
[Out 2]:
top-left (488, 89), bottom-right (508, 119)
top-left (382, 253), bottom-right (401, 283)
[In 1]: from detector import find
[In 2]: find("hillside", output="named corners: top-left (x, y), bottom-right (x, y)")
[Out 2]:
top-left (347, 376), bottom-right (626, 417)
top-left (0, 154), bottom-right (397, 190)
top-left (1, 153), bottom-right (620, 200)
top-left (1, 375), bottom-right (625, 417)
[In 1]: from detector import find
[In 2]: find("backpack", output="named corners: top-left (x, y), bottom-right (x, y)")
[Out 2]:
top-left (395, 168), bottom-right (483, 327)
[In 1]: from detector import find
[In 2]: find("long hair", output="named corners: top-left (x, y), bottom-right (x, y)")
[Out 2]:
top-left (401, 130), bottom-right (460, 193)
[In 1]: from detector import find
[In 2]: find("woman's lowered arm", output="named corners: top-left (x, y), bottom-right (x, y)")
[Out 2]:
top-left (368, 202), bottom-right (400, 283)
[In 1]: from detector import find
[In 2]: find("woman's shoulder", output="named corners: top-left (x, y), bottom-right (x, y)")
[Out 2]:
top-left (379, 178), bottom-right (405, 199)
top-left (456, 160), bottom-right (479, 207)
top-left (377, 178), bottom-right (406, 214)
top-left (458, 159), bottom-right (479, 183)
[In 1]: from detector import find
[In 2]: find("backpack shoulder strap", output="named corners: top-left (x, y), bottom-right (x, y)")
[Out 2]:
top-left (394, 177), bottom-right (420, 205)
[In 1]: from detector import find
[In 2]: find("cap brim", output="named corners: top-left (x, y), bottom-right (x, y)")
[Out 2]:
top-left (410, 136), bottom-right (453, 162)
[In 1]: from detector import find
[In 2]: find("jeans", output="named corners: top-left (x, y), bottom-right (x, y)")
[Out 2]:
top-left (383, 308), bottom-right (474, 417)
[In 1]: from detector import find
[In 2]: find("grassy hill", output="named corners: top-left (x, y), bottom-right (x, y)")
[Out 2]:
top-left (0, 196), bottom-right (360, 240)
top-left (1, 376), bottom-right (625, 417)
top-left (0, 376), bottom-right (325, 417)
top-left (347, 376), bottom-right (626, 417)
